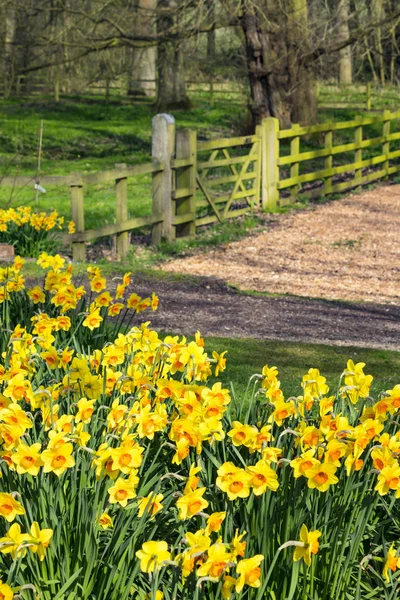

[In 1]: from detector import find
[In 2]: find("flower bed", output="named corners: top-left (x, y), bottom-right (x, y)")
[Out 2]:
top-left (0, 207), bottom-right (74, 258)
top-left (0, 255), bottom-right (399, 599)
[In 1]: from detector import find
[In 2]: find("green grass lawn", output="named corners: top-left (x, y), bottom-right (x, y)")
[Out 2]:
top-left (207, 336), bottom-right (400, 400)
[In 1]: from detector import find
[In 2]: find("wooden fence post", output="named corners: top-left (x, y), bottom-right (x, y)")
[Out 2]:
top-left (261, 117), bottom-right (280, 210)
top-left (152, 113), bottom-right (176, 242)
top-left (70, 181), bottom-right (85, 262)
top-left (290, 124), bottom-right (300, 201)
top-left (366, 82), bottom-right (371, 111)
top-left (174, 129), bottom-right (197, 239)
top-left (324, 127), bottom-right (333, 195)
top-left (383, 110), bottom-right (391, 179)
top-left (255, 124), bottom-right (263, 208)
top-left (209, 80), bottom-right (214, 107)
top-left (354, 119), bottom-right (363, 192)
top-left (115, 163), bottom-right (129, 259)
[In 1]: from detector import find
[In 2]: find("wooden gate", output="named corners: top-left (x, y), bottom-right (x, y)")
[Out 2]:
top-left (195, 131), bottom-right (262, 227)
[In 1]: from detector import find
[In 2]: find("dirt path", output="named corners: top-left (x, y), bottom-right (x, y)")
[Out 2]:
top-left (131, 273), bottom-right (400, 351)
top-left (160, 184), bottom-right (400, 305)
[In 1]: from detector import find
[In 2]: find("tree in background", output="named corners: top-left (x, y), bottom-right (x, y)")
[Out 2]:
top-left (128, 0), bottom-right (157, 97)
top-left (337, 0), bottom-right (352, 84)
top-left (1, 0), bottom-right (400, 127)
top-left (155, 0), bottom-right (191, 111)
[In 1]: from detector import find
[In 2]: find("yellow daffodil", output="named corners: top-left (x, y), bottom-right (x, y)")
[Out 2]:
top-left (136, 541), bottom-right (171, 573)
top-left (305, 462), bottom-right (339, 492)
top-left (11, 443), bottom-right (42, 476)
top-left (108, 477), bottom-right (138, 507)
top-left (137, 493), bottom-right (164, 518)
top-left (98, 513), bottom-right (113, 529)
top-left (293, 524), bottom-right (321, 566)
top-left (246, 459), bottom-right (279, 494)
top-left (0, 523), bottom-right (29, 559)
top-left (0, 493), bottom-right (25, 522)
top-left (28, 522), bottom-right (53, 561)
top-left (235, 554), bottom-right (264, 592)
top-left (176, 487), bottom-right (208, 519)
top-left (375, 465), bottom-right (400, 496)
top-left (41, 442), bottom-right (75, 477)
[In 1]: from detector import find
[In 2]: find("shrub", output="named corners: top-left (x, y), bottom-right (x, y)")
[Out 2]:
top-left (0, 207), bottom-right (74, 257)
top-left (0, 255), bottom-right (399, 599)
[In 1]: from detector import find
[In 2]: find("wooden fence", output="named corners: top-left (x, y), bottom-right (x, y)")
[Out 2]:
top-left (2, 110), bottom-right (400, 261)
top-left (317, 82), bottom-right (400, 112)
top-left (262, 110), bottom-right (400, 208)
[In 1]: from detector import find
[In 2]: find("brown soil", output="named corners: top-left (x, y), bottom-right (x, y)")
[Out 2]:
top-left (128, 272), bottom-right (400, 351)
top-left (160, 184), bottom-right (400, 305)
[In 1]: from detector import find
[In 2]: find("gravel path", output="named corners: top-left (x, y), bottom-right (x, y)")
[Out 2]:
top-left (131, 273), bottom-right (400, 351)
top-left (160, 184), bottom-right (400, 305)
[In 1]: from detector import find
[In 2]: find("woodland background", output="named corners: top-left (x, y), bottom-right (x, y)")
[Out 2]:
top-left (2, 0), bottom-right (400, 129)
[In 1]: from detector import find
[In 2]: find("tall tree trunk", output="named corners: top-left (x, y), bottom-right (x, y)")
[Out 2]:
top-left (287, 0), bottom-right (317, 125)
top-left (128, 0), bottom-right (157, 97)
top-left (3, 4), bottom-right (17, 97)
top-left (155, 0), bottom-right (191, 112)
top-left (371, 0), bottom-right (385, 84)
top-left (240, 0), bottom-right (317, 129)
top-left (337, 0), bottom-right (352, 84)
top-left (207, 0), bottom-right (216, 65)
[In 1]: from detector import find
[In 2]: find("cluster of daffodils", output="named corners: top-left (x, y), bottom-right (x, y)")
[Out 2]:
top-left (0, 255), bottom-right (399, 598)
top-left (136, 524), bottom-right (264, 598)
top-left (0, 206), bottom-right (72, 233)
top-left (0, 207), bottom-right (74, 257)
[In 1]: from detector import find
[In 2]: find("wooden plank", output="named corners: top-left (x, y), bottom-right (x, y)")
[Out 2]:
top-left (383, 110), bottom-right (391, 179)
top-left (152, 114), bottom-right (175, 242)
top-left (290, 125), bottom-right (300, 200)
top-left (197, 135), bottom-right (258, 152)
top-left (388, 164), bottom-right (400, 176)
top-left (203, 171), bottom-right (255, 188)
top-left (196, 194), bottom-right (230, 209)
top-left (231, 187), bottom-right (258, 201)
top-left (71, 214), bottom-right (163, 243)
top-left (263, 118), bottom-right (280, 209)
top-left (175, 129), bottom-right (197, 238)
top-left (278, 153), bottom-right (388, 189)
top-left (278, 141), bottom-right (356, 166)
top-left (324, 128), bottom-right (333, 194)
top-left (195, 214), bottom-right (219, 227)
top-left (81, 161), bottom-right (164, 186)
top-left (70, 185), bottom-right (85, 262)
top-left (115, 163), bottom-right (129, 259)
top-left (388, 149), bottom-right (400, 160)
top-left (172, 187), bottom-right (195, 200)
top-left (387, 131), bottom-right (400, 142)
top-left (0, 174), bottom-right (80, 187)
top-left (198, 155), bottom-right (257, 170)
top-left (170, 157), bottom-right (194, 168)
top-left (277, 114), bottom-right (390, 139)
top-left (224, 207), bottom-right (252, 219)
top-left (195, 187), bottom-right (257, 210)
top-left (354, 123), bottom-right (363, 192)
top-left (254, 126), bottom-right (262, 207)
top-left (172, 212), bottom-right (196, 225)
